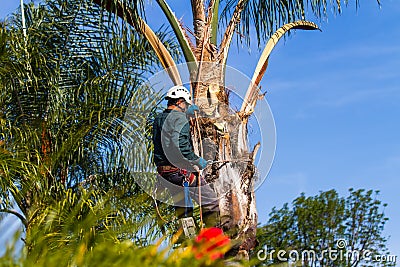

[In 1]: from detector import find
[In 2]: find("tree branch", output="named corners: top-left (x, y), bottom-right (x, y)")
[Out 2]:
top-left (191, 0), bottom-right (206, 47)
top-left (0, 209), bottom-right (27, 228)
top-left (91, 0), bottom-right (182, 85)
top-left (240, 21), bottom-right (319, 117)
top-left (218, 0), bottom-right (247, 66)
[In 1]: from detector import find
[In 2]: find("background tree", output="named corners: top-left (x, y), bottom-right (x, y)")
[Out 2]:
top-left (255, 189), bottom-right (393, 267)
top-left (90, 0), bottom-right (378, 258)
top-left (0, 0), bottom-right (180, 254)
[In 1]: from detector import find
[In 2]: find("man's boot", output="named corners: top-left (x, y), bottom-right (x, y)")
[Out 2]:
top-left (174, 206), bottom-right (196, 246)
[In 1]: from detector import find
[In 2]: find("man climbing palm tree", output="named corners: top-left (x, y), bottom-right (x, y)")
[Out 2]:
top-left (152, 85), bottom-right (220, 229)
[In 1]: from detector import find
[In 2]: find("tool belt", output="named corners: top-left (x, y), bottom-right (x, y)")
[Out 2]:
top-left (157, 165), bottom-right (196, 185)
top-left (157, 165), bottom-right (180, 174)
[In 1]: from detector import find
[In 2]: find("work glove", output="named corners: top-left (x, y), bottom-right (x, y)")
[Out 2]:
top-left (195, 157), bottom-right (208, 170)
top-left (186, 104), bottom-right (199, 116)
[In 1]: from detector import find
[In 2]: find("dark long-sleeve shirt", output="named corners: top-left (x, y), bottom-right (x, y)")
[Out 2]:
top-left (152, 109), bottom-right (199, 169)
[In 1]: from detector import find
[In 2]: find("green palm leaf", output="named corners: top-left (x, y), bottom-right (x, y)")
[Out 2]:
top-left (1, 0), bottom-right (177, 253)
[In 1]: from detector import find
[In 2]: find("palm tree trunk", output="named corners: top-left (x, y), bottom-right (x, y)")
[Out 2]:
top-left (192, 61), bottom-right (258, 258)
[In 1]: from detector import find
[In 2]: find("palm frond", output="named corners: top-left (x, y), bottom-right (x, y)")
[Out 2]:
top-left (218, 0), bottom-right (363, 47)
top-left (240, 21), bottom-right (320, 116)
top-left (1, 0), bottom-right (168, 243)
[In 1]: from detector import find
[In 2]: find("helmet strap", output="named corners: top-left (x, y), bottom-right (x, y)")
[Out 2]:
top-left (173, 100), bottom-right (187, 112)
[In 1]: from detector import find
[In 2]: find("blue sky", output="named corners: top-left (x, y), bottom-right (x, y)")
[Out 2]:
top-left (1, 0), bottom-right (399, 261)
top-left (252, 1), bottom-right (400, 259)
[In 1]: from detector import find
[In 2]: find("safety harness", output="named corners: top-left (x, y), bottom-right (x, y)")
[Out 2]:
top-left (156, 166), bottom-right (198, 238)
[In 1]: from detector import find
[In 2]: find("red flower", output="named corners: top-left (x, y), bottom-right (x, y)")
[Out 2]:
top-left (192, 227), bottom-right (230, 260)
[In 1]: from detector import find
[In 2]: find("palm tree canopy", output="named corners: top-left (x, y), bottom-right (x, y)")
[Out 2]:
top-left (92, 0), bottom-right (372, 48)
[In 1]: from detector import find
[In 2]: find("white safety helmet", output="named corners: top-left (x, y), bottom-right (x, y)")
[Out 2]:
top-left (165, 85), bottom-right (192, 105)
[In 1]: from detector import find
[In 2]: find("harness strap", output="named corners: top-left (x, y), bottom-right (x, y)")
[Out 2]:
top-left (157, 166), bottom-right (196, 218)
top-left (179, 168), bottom-right (196, 184)
top-left (183, 180), bottom-right (193, 217)
top-left (158, 167), bottom-right (196, 184)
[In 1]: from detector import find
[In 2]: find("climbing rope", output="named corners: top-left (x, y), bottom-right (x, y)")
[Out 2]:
top-left (194, 111), bottom-right (204, 228)
top-left (152, 187), bottom-right (169, 224)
